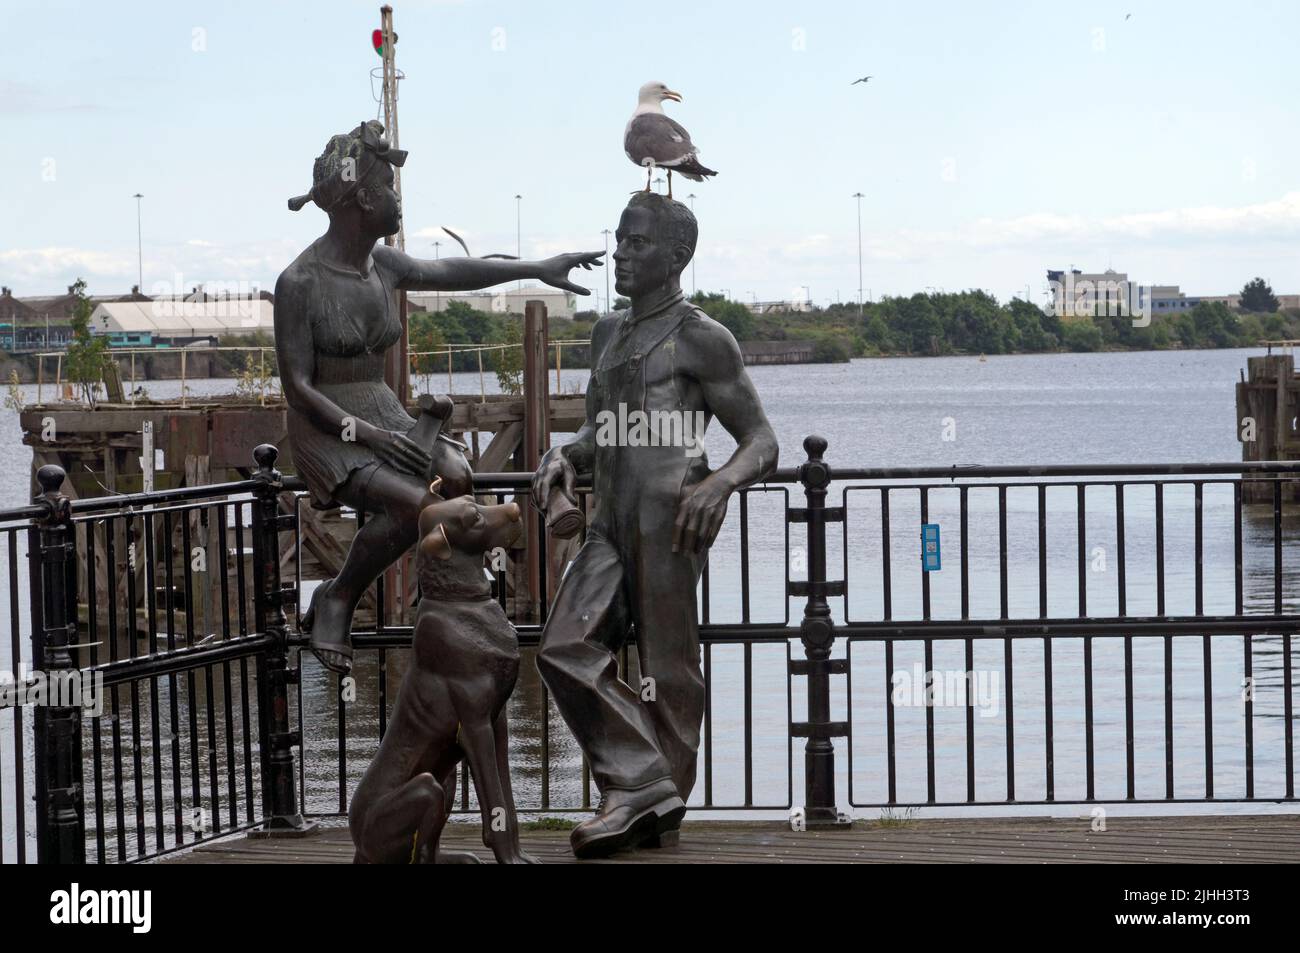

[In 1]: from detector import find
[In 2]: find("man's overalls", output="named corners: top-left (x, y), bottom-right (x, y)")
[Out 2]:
top-left (537, 295), bottom-right (710, 801)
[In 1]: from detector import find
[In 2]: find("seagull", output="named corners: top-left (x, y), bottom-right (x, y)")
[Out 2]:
top-left (440, 225), bottom-right (517, 260)
top-left (623, 80), bottom-right (716, 199)
top-left (851, 75), bottom-right (873, 84)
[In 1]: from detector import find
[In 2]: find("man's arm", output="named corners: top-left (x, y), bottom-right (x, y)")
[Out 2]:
top-left (673, 317), bottom-right (779, 552)
top-left (374, 244), bottom-right (603, 295)
top-left (530, 316), bottom-right (616, 509)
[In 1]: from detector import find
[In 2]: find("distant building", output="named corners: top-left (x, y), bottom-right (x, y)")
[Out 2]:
top-left (89, 299), bottom-right (275, 348)
top-left (407, 285), bottom-right (576, 318)
top-left (1046, 269), bottom-right (1136, 320)
top-left (744, 300), bottom-right (813, 315)
top-left (1047, 268), bottom-right (1300, 318)
top-left (4, 285), bottom-right (151, 351)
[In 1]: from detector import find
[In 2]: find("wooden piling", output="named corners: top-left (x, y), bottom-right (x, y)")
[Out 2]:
top-left (1236, 349), bottom-right (1300, 503)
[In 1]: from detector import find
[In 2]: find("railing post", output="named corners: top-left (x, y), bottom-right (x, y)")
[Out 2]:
top-left (249, 444), bottom-right (313, 836)
top-left (791, 435), bottom-right (850, 827)
top-left (32, 464), bottom-right (85, 863)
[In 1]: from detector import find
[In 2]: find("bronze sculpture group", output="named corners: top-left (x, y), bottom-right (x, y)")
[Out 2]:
top-left (277, 110), bottom-right (775, 862)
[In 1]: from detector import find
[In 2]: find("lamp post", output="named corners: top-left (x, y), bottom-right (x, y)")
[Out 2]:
top-left (132, 193), bottom-right (144, 292)
top-left (601, 228), bottom-right (612, 314)
top-left (852, 192), bottom-right (865, 318)
top-left (514, 194), bottom-right (522, 297)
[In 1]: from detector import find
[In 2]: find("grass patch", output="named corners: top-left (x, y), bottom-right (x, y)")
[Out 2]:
top-left (872, 807), bottom-right (920, 829)
top-left (521, 816), bottom-right (577, 831)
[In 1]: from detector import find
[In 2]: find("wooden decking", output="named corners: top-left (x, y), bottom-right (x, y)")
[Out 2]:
top-left (160, 814), bottom-right (1300, 864)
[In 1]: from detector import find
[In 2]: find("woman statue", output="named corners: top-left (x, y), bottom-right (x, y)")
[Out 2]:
top-left (275, 120), bottom-right (601, 674)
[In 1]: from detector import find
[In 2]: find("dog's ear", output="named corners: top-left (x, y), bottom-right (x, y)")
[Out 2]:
top-left (419, 523), bottom-right (453, 561)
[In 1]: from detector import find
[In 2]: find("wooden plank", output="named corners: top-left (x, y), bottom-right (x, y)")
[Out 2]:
top-left (161, 816), bottom-right (1300, 865)
top-left (474, 422), bottom-right (523, 473)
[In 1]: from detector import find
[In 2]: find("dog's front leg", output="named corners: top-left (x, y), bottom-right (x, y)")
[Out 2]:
top-left (493, 710), bottom-right (539, 863)
top-left (461, 721), bottom-right (538, 864)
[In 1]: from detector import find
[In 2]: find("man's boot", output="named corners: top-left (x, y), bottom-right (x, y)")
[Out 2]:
top-left (570, 778), bottom-right (685, 859)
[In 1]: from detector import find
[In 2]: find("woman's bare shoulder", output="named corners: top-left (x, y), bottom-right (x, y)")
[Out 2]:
top-left (275, 244), bottom-right (320, 296)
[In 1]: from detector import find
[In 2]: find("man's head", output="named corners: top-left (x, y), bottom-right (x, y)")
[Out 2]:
top-left (613, 193), bottom-right (697, 299)
top-left (288, 120), bottom-right (404, 237)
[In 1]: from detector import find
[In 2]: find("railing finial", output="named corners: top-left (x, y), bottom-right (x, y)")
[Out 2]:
top-left (35, 463), bottom-right (65, 496)
top-left (253, 443), bottom-right (279, 472)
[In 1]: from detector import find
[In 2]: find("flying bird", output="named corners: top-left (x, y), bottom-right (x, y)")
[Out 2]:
top-left (440, 225), bottom-right (517, 260)
top-left (851, 75), bottom-right (873, 84)
top-left (623, 80), bottom-right (716, 199)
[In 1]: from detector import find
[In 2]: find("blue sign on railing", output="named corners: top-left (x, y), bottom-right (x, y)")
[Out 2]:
top-left (921, 523), bottom-right (941, 572)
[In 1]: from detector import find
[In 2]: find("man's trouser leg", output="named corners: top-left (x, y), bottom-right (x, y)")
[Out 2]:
top-left (630, 532), bottom-right (706, 802)
top-left (537, 536), bottom-right (674, 792)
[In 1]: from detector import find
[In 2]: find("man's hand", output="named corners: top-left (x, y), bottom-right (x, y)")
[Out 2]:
top-left (357, 421), bottom-right (432, 476)
top-left (536, 251), bottom-right (604, 295)
top-left (531, 449), bottom-right (577, 513)
top-left (673, 476), bottom-right (732, 554)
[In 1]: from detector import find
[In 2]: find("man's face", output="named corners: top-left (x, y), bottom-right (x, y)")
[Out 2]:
top-left (357, 161), bottom-right (402, 237)
top-left (613, 205), bottom-right (680, 298)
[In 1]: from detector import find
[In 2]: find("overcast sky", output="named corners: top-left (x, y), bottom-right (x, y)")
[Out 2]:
top-left (3, 0), bottom-right (1298, 308)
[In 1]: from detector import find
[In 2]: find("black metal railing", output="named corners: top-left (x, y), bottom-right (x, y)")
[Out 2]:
top-left (2, 437), bottom-right (1298, 863)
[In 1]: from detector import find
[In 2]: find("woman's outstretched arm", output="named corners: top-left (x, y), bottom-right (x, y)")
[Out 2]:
top-left (374, 244), bottom-right (603, 295)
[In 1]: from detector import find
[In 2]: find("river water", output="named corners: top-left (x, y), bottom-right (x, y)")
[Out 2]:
top-left (2, 348), bottom-right (1298, 860)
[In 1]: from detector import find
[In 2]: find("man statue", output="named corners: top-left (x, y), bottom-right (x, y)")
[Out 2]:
top-left (531, 192), bottom-right (778, 858)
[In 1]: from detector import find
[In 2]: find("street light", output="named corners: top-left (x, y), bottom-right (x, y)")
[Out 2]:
top-left (132, 193), bottom-right (144, 292)
top-left (687, 193), bottom-right (697, 297)
top-left (601, 228), bottom-right (612, 313)
top-left (852, 192), bottom-right (864, 318)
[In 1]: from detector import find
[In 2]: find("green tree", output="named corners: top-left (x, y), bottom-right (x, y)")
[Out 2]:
top-left (893, 293), bottom-right (945, 355)
top-left (1190, 301), bottom-right (1239, 347)
top-left (1005, 299), bottom-right (1056, 352)
top-left (1239, 277), bottom-right (1279, 314)
top-left (692, 292), bottom-right (757, 340)
top-left (1060, 321), bottom-right (1104, 352)
top-left (861, 311), bottom-right (893, 353)
top-left (63, 278), bottom-right (110, 407)
top-left (444, 300), bottom-right (492, 343)
top-left (495, 318), bottom-right (524, 395)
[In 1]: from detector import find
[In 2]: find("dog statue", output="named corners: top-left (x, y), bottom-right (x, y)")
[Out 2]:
top-left (348, 487), bottom-right (538, 864)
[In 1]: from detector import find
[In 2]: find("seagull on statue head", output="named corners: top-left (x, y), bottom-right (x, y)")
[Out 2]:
top-left (623, 81), bottom-right (717, 199)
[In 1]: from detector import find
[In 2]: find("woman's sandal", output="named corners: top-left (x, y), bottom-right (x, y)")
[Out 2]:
top-left (302, 580), bottom-right (354, 676)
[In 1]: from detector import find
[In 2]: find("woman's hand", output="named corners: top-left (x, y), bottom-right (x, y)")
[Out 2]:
top-left (356, 421), bottom-right (432, 476)
top-left (536, 251), bottom-right (604, 295)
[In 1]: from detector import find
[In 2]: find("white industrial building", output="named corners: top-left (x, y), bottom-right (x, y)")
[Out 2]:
top-left (407, 285), bottom-right (577, 318)
top-left (89, 300), bottom-right (275, 347)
